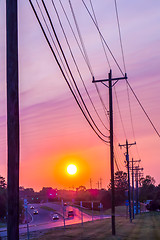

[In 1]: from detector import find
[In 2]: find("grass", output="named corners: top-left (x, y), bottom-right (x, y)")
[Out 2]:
top-left (71, 204), bottom-right (126, 217)
top-left (0, 223), bottom-right (6, 228)
top-left (40, 206), bottom-right (56, 212)
top-left (19, 211), bottom-right (160, 240)
top-left (103, 205), bottom-right (126, 216)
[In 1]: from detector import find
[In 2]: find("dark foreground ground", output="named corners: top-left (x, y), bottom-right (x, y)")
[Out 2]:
top-left (18, 211), bottom-right (160, 240)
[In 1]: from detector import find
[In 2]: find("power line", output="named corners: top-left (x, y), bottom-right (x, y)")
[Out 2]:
top-left (119, 140), bottom-right (136, 223)
top-left (41, 0), bottom-right (109, 138)
top-left (114, 87), bottom-right (127, 139)
top-left (29, 0), bottom-right (109, 143)
top-left (96, 77), bottom-right (129, 169)
top-left (58, 0), bottom-right (93, 76)
top-left (59, 0), bottom-right (109, 119)
top-left (94, 83), bottom-right (109, 118)
top-left (51, 0), bottom-right (109, 132)
top-left (127, 80), bottom-right (160, 138)
top-left (82, 0), bottom-right (124, 76)
top-left (114, 155), bottom-right (120, 171)
top-left (114, 0), bottom-right (141, 159)
top-left (98, 80), bottom-right (128, 159)
top-left (93, 69), bottom-right (128, 235)
top-left (88, 0), bottom-right (111, 120)
top-left (35, 0), bottom-right (80, 104)
top-left (114, 141), bottom-right (125, 170)
top-left (69, 0), bottom-right (94, 77)
top-left (126, 81), bottom-right (141, 159)
top-left (69, 0), bottom-right (110, 116)
top-left (89, 0), bottom-right (111, 69)
top-left (114, 0), bottom-right (126, 73)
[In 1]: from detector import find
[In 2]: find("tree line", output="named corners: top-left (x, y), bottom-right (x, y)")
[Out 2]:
top-left (1, 171), bottom-right (160, 221)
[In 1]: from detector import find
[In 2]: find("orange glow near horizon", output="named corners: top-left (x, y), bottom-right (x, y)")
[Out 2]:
top-left (52, 153), bottom-right (91, 189)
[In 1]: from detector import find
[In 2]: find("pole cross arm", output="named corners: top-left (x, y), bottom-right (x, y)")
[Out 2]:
top-left (129, 159), bottom-right (141, 163)
top-left (129, 168), bottom-right (143, 171)
top-left (92, 73), bottom-right (127, 83)
top-left (119, 141), bottom-right (136, 149)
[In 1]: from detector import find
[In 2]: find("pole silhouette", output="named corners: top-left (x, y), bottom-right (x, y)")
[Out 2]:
top-left (93, 69), bottom-right (127, 235)
top-left (135, 166), bottom-right (143, 214)
top-left (132, 158), bottom-right (134, 219)
top-left (6, 0), bottom-right (19, 239)
top-left (119, 140), bottom-right (136, 223)
top-left (130, 159), bottom-right (141, 219)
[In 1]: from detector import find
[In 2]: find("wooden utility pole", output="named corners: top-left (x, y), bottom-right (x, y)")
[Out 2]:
top-left (135, 166), bottom-right (143, 214)
top-left (135, 167), bottom-right (139, 215)
top-left (132, 158), bottom-right (134, 219)
top-left (93, 69), bottom-right (127, 235)
top-left (130, 159), bottom-right (141, 219)
top-left (100, 178), bottom-right (102, 189)
top-left (6, 0), bottom-right (19, 239)
top-left (108, 70), bottom-right (115, 234)
top-left (119, 140), bottom-right (136, 223)
top-left (96, 181), bottom-right (100, 190)
top-left (90, 178), bottom-right (92, 189)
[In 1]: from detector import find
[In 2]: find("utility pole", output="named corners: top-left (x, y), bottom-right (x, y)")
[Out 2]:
top-left (135, 166), bottom-right (143, 214)
top-left (93, 69), bottom-right (127, 235)
top-left (130, 159), bottom-right (141, 219)
top-left (61, 200), bottom-right (65, 230)
top-left (132, 158), bottom-right (134, 219)
top-left (135, 167), bottom-right (138, 215)
top-left (90, 178), bottom-right (92, 189)
top-left (100, 178), bottom-right (102, 189)
top-left (6, 1), bottom-right (19, 240)
top-left (96, 180), bottom-right (100, 190)
top-left (119, 140), bottom-right (136, 223)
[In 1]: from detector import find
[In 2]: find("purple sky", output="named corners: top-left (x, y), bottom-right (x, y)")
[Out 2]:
top-left (0, 0), bottom-right (160, 190)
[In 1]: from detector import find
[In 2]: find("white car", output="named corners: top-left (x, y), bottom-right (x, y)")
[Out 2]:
top-left (33, 210), bottom-right (38, 214)
top-left (30, 206), bottom-right (34, 209)
top-left (52, 214), bottom-right (59, 220)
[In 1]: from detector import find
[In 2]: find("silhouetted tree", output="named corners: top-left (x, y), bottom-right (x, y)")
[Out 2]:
top-left (76, 186), bottom-right (86, 192)
top-left (0, 176), bottom-right (6, 189)
top-left (139, 175), bottom-right (156, 202)
top-left (139, 175), bottom-right (155, 187)
top-left (75, 186), bottom-right (90, 201)
top-left (108, 171), bottom-right (128, 205)
top-left (114, 171), bottom-right (128, 190)
top-left (0, 176), bottom-right (7, 219)
top-left (100, 190), bottom-right (111, 209)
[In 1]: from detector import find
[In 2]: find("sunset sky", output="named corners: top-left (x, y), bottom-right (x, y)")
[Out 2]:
top-left (0, 0), bottom-right (160, 191)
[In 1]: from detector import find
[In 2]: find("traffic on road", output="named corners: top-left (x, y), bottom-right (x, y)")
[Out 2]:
top-left (0, 202), bottom-right (110, 238)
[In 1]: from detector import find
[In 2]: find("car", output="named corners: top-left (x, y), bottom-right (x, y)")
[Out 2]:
top-left (68, 210), bottom-right (74, 218)
top-left (30, 206), bottom-right (34, 209)
top-left (52, 214), bottom-right (59, 220)
top-left (33, 210), bottom-right (38, 214)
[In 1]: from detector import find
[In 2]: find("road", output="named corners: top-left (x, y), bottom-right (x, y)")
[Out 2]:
top-left (0, 202), bottom-right (110, 238)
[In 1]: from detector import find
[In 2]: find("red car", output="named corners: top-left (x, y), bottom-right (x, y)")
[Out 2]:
top-left (68, 210), bottom-right (74, 217)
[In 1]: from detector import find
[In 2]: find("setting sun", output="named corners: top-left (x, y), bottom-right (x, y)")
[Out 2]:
top-left (67, 164), bottom-right (77, 175)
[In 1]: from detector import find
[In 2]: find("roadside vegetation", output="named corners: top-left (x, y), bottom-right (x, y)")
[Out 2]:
top-left (1, 171), bottom-right (160, 237)
top-left (40, 206), bottom-right (56, 212)
top-left (70, 204), bottom-right (126, 217)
